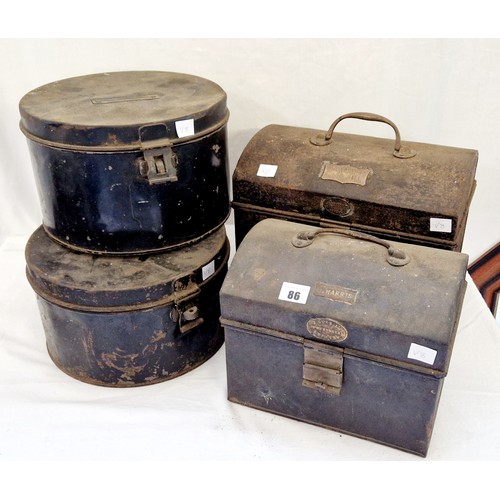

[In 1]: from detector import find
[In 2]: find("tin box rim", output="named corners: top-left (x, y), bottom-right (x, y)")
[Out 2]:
top-left (19, 70), bottom-right (229, 151)
top-left (25, 225), bottom-right (230, 311)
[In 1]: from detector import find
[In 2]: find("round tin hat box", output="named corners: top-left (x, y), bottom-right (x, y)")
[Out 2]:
top-left (19, 71), bottom-right (230, 255)
top-left (25, 225), bottom-right (230, 387)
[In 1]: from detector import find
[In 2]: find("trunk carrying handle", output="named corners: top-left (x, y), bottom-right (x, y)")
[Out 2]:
top-left (309, 112), bottom-right (416, 159)
top-left (292, 227), bottom-right (410, 266)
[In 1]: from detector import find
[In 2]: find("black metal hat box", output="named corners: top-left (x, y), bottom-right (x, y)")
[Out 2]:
top-left (232, 112), bottom-right (477, 251)
top-left (25, 225), bottom-right (229, 387)
top-left (219, 218), bottom-right (468, 456)
top-left (19, 71), bottom-right (230, 255)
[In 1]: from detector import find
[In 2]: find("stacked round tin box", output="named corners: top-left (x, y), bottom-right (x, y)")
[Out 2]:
top-left (20, 71), bottom-right (231, 387)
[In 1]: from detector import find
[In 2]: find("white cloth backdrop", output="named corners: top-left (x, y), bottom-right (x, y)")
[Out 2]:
top-left (0, 39), bottom-right (499, 483)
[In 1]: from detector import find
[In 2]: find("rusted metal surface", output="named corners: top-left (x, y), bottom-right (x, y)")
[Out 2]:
top-left (232, 113), bottom-right (477, 251)
top-left (220, 219), bottom-right (469, 456)
top-left (19, 71), bottom-right (230, 255)
top-left (26, 225), bottom-right (229, 387)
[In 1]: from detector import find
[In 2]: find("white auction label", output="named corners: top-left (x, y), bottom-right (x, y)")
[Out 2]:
top-left (278, 282), bottom-right (310, 304)
top-left (430, 218), bottom-right (452, 233)
top-left (407, 343), bottom-right (437, 365)
top-left (257, 164), bottom-right (278, 178)
top-left (175, 118), bottom-right (195, 138)
top-left (202, 260), bottom-right (215, 281)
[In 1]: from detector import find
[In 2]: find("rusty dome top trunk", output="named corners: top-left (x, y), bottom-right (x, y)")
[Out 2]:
top-left (232, 112), bottom-right (477, 251)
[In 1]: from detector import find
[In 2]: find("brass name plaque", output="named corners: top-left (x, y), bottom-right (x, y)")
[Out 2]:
top-left (320, 161), bottom-right (371, 186)
top-left (314, 282), bottom-right (358, 305)
top-left (307, 318), bottom-right (348, 343)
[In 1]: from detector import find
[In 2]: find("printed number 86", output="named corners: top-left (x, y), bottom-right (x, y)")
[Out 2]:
top-left (288, 290), bottom-right (301, 301)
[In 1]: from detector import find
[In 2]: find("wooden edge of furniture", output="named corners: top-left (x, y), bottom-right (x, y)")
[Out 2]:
top-left (468, 242), bottom-right (500, 318)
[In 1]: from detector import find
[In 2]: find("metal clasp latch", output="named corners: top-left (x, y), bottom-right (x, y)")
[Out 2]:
top-left (138, 124), bottom-right (178, 184)
top-left (302, 339), bottom-right (343, 395)
top-left (170, 274), bottom-right (204, 335)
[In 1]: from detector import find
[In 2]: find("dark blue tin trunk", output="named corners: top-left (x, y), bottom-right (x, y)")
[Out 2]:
top-left (220, 219), bottom-right (468, 456)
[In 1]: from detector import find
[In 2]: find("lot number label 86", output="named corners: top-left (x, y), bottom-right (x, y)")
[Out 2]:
top-left (278, 282), bottom-right (311, 305)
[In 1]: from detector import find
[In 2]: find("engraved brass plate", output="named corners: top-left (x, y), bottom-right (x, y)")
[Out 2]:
top-left (306, 318), bottom-right (348, 342)
top-left (320, 161), bottom-right (371, 185)
top-left (314, 282), bottom-right (358, 305)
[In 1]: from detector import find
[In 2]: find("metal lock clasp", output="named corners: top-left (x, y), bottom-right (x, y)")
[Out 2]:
top-left (170, 274), bottom-right (204, 335)
top-left (138, 124), bottom-right (178, 184)
top-left (302, 339), bottom-right (343, 395)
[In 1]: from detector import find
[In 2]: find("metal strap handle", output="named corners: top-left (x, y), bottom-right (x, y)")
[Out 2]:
top-left (291, 227), bottom-right (410, 266)
top-left (310, 112), bottom-right (416, 159)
